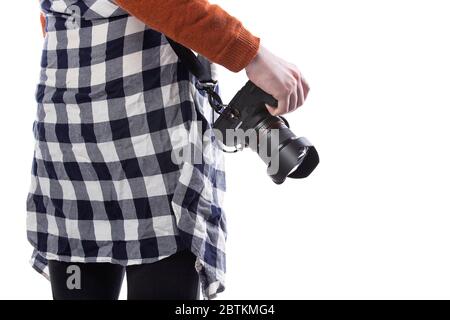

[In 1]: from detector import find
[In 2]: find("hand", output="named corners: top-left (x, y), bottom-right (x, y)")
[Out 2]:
top-left (245, 44), bottom-right (310, 116)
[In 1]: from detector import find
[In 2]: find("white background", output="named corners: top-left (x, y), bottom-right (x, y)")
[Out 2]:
top-left (1, 0), bottom-right (449, 299)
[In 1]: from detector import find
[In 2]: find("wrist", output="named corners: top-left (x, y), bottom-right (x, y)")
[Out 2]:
top-left (245, 43), bottom-right (263, 76)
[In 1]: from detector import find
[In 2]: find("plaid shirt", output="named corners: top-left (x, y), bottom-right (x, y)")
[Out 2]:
top-left (26, 0), bottom-right (227, 300)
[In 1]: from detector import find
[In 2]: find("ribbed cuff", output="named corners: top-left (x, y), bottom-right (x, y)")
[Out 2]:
top-left (216, 26), bottom-right (260, 73)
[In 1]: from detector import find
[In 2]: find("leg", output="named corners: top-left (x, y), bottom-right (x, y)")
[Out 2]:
top-left (126, 249), bottom-right (201, 300)
top-left (48, 260), bottom-right (125, 300)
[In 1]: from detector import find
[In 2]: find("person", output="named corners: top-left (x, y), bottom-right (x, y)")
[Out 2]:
top-left (28, 0), bottom-right (310, 300)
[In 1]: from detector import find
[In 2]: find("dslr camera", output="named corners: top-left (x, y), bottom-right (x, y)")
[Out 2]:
top-left (211, 80), bottom-right (319, 184)
top-left (166, 37), bottom-right (319, 184)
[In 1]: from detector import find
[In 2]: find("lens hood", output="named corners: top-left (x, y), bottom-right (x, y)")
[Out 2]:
top-left (268, 137), bottom-right (320, 184)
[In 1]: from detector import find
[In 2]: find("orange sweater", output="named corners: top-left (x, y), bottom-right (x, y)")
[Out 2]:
top-left (39, 0), bottom-right (260, 73)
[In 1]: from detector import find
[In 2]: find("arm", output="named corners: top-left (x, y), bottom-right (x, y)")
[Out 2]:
top-left (39, 1), bottom-right (310, 115)
top-left (114, 0), bottom-right (310, 115)
top-left (114, 0), bottom-right (260, 73)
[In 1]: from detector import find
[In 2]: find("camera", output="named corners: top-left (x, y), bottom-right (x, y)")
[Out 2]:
top-left (164, 37), bottom-right (319, 184)
top-left (212, 80), bottom-right (319, 184)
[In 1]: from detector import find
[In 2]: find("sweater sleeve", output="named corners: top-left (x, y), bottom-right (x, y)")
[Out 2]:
top-left (113, 0), bottom-right (260, 73)
top-left (40, 12), bottom-right (46, 37)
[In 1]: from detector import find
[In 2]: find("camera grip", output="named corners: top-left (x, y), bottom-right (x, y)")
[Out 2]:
top-left (247, 81), bottom-right (279, 108)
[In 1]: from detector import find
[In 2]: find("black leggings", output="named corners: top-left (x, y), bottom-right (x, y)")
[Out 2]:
top-left (48, 249), bottom-right (200, 300)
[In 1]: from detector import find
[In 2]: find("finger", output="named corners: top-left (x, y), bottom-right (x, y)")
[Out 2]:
top-left (288, 86), bottom-right (298, 113)
top-left (268, 95), bottom-right (289, 116)
top-left (296, 79), bottom-right (305, 110)
top-left (265, 103), bottom-right (277, 115)
top-left (301, 77), bottom-right (310, 100)
top-left (279, 95), bottom-right (290, 115)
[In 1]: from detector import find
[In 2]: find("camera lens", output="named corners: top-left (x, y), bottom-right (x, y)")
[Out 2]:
top-left (270, 136), bottom-right (319, 184)
top-left (288, 149), bottom-right (308, 175)
top-left (251, 116), bottom-right (319, 184)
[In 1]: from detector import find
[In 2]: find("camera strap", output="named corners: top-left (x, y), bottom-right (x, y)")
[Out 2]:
top-left (166, 37), bottom-right (228, 115)
top-left (165, 37), bottom-right (211, 82)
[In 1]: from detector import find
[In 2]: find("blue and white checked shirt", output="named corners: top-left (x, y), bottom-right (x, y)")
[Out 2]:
top-left (26, 0), bottom-right (227, 300)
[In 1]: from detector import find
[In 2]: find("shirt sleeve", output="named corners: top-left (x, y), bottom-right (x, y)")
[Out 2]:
top-left (113, 0), bottom-right (260, 73)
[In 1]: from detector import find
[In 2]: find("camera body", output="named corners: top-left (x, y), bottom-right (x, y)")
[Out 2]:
top-left (213, 80), bottom-right (319, 184)
top-left (213, 81), bottom-right (279, 145)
